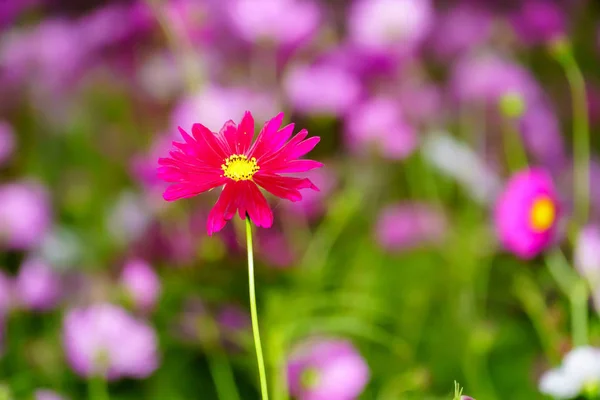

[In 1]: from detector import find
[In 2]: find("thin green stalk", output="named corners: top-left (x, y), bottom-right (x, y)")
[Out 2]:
top-left (502, 118), bottom-right (528, 172)
top-left (88, 375), bottom-right (109, 400)
top-left (570, 279), bottom-right (589, 347)
top-left (551, 39), bottom-right (591, 229)
top-left (246, 216), bottom-right (269, 400)
top-left (207, 353), bottom-right (241, 400)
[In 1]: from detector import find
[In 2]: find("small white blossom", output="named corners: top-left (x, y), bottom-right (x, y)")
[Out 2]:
top-left (539, 346), bottom-right (600, 399)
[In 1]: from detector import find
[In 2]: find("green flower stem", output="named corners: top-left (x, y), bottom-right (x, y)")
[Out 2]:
top-left (88, 375), bottom-right (109, 400)
top-left (246, 216), bottom-right (270, 400)
top-left (207, 352), bottom-right (241, 400)
top-left (570, 279), bottom-right (589, 347)
top-left (551, 38), bottom-right (591, 230)
top-left (501, 118), bottom-right (528, 172)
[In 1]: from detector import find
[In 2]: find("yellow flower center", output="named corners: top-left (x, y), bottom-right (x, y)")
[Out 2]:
top-left (221, 154), bottom-right (259, 181)
top-left (529, 196), bottom-right (556, 232)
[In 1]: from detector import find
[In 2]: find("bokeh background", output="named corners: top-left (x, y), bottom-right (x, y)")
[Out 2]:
top-left (1, 0), bottom-right (600, 399)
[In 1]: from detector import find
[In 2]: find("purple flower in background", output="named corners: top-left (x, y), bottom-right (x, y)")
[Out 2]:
top-left (510, 1), bottom-right (566, 45)
top-left (494, 168), bottom-right (560, 259)
top-left (35, 389), bottom-right (66, 400)
top-left (257, 230), bottom-right (296, 268)
top-left (376, 203), bottom-right (447, 252)
top-left (287, 338), bottom-right (369, 400)
top-left (216, 304), bottom-right (250, 348)
top-left (63, 303), bottom-right (159, 380)
top-left (575, 225), bottom-right (600, 287)
top-left (347, 0), bottom-right (432, 57)
top-left (15, 258), bottom-right (61, 311)
top-left (227, 0), bottom-right (320, 47)
top-left (450, 54), bottom-right (541, 106)
top-left (428, 4), bottom-right (492, 59)
top-left (519, 103), bottom-right (567, 172)
top-left (171, 84), bottom-right (278, 132)
top-left (164, 0), bottom-right (222, 45)
top-left (0, 181), bottom-right (51, 250)
top-left (283, 62), bottom-right (361, 117)
top-left (0, 121), bottom-right (14, 166)
top-left (120, 259), bottom-right (161, 312)
top-left (284, 168), bottom-right (336, 219)
top-left (345, 97), bottom-right (417, 160)
top-left (0, 0), bottom-right (39, 28)
top-left (397, 80), bottom-right (442, 125)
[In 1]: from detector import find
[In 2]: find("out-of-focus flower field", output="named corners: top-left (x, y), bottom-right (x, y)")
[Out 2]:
top-left (2, 0), bottom-right (600, 399)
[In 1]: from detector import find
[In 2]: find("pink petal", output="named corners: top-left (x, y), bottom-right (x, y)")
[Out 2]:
top-left (254, 174), bottom-right (317, 202)
top-left (191, 123), bottom-right (229, 160)
top-left (238, 111), bottom-right (255, 154)
top-left (207, 183), bottom-right (238, 235)
top-left (248, 112), bottom-right (285, 159)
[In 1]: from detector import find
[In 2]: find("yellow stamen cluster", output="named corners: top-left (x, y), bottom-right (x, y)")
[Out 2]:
top-left (221, 154), bottom-right (259, 181)
top-left (529, 196), bottom-right (556, 232)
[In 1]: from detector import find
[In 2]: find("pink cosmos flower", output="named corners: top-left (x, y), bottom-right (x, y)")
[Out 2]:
top-left (494, 168), bottom-right (560, 259)
top-left (287, 337), bottom-right (370, 400)
top-left (158, 112), bottom-right (322, 235)
top-left (120, 259), bottom-right (161, 312)
top-left (63, 303), bottom-right (158, 380)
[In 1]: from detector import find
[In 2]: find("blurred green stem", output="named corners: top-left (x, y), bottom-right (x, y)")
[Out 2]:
top-left (570, 279), bottom-right (589, 347)
top-left (246, 216), bottom-right (270, 400)
top-left (207, 353), bottom-right (241, 400)
top-left (501, 118), bottom-right (528, 172)
top-left (551, 38), bottom-right (590, 229)
top-left (88, 375), bottom-right (109, 400)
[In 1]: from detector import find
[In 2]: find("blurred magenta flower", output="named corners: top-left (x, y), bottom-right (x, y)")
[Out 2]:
top-left (120, 259), bottom-right (161, 312)
top-left (376, 203), bottom-right (447, 252)
top-left (539, 346), bottom-right (600, 399)
top-left (510, 1), bottom-right (566, 45)
top-left (216, 304), bottom-right (251, 348)
top-left (0, 121), bottom-right (14, 166)
top-left (345, 97), bottom-right (417, 160)
top-left (283, 62), bottom-right (361, 117)
top-left (0, 0), bottom-right (38, 28)
top-left (158, 112), bottom-right (322, 235)
top-left (227, 0), bottom-right (320, 47)
top-left (494, 168), bottom-right (560, 259)
top-left (0, 181), bottom-right (51, 250)
top-left (428, 4), bottom-right (491, 59)
top-left (347, 0), bottom-right (432, 57)
top-left (287, 338), bottom-right (370, 400)
top-left (519, 103), bottom-right (567, 172)
top-left (35, 389), bottom-right (65, 400)
top-left (63, 303), bottom-right (158, 380)
top-left (15, 258), bottom-right (61, 311)
top-left (172, 84), bottom-right (278, 132)
top-left (575, 225), bottom-right (600, 287)
top-left (284, 167), bottom-right (336, 219)
top-left (451, 54), bottom-right (541, 106)
top-left (257, 230), bottom-right (296, 267)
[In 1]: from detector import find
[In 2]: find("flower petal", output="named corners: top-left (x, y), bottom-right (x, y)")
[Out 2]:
top-left (163, 176), bottom-right (226, 201)
top-left (243, 181), bottom-right (274, 228)
top-left (254, 174), bottom-right (318, 202)
top-left (238, 111), bottom-right (255, 154)
top-left (218, 120), bottom-right (237, 154)
top-left (267, 160), bottom-right (324, 173)
top-left (207, 183), bottom-right (239, 235)
top-left (248, 112), bottom-right (284, 159)
top-left (191, 123), bottom-right (229, 160)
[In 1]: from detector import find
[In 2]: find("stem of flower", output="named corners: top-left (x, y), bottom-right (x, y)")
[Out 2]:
top-left (246, 216), bottom-right (270, 400)
top-left (551, 38), bottom-right (590, 230)
top-left (207, 352), bottom-right (241, 400)
top-left (570, 279), bottom-right (589, 347)
top-left (88, 375), bottom-right (110, 400)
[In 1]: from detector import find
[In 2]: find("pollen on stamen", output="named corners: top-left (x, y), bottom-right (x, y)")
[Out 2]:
top-left (221, 154), bottom-right (260, 181)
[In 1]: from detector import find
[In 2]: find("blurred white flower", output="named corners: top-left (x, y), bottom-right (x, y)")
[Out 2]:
top-left (539, 346), bottom-right (600, 399)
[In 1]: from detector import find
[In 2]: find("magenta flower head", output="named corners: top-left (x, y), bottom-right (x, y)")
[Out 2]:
top-left (494, 168), bottom-right (560, 259)
top-left (509, 1), bottom-right (566, 45)
top-left (575, 225), bottom-right (600, 287)
top-left (0, 121), bottom-right (15, 166)
top-left (120, 259), bottom-right (161, 312)
top-left (0, 181), bottom-right (51, 250)
top-left (15, 258), bottom-right (61, 311)
top-left (63, 303), bottom-right (158, 380)
top-left (158, 112), bottom-right (322, 235)
top-left (227, 0), bottom-right (320, 47)
top-left (35, 389), bottom-right (66, 400)
top-left (287, 337), bottom-right (369, 400)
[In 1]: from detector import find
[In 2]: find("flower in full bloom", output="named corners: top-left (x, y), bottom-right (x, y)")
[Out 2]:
top-left (287, 337), bottom-right (369, 400)
top-left (158, 112), bottom-right (322, 235)
top-left (15, 258), bottom-right (61, 311)
top-left (494, 168), bottom-right (560, 259)
top-left (539, 346), bottom-right (600, 399)
top-left (120, 259), bottom-right (161, 312)
top-left (63, 303), bottom-right (158, 380)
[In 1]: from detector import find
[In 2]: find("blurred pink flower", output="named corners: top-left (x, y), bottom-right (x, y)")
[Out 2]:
top-left (120, 259), bottom-right (161, 312)
top-left (216, 304), bottom-right (251, 349)
top-left (171, 84), bottom-right (278, 132)
top-left (283, 62), bottom-right (361, 116)
top-left (510, 1), bottom-right (566, 45)
top-left (0, 121), bottom-right (14, 166)
top-left (397, 81), bottom-right (442, 125)
top-left (347, 0), bottom-right (432, 56)
top-left (345, 97), bottom-right (417, 160)
top-left (519, 103), bottom-right (567, 172)
top-left (35, 389), bottom-right (66, 400)
top-left (575, 225), bottom-right (600, 287)
top-left (227, 0), bottom-right (320, 46)
top-left (164, 0), bottom-right (222, 45)
top-left (287, 338), bottom-right (370, 400)
top-left (428, 4), bottom-right (492, 58)
top-left (284, 167), bottom-right (336, 219)
top-left (376, 203), bottom-right (447, 252)
top-left (15, 258), bottom-right (61, 311)
top-left (494, 168), bottom-right (560, 259)
top-left (63, 303), bottom-right (158, 380)
top-left (0, 181), bottom-right (52, 250)
top-left (257, 230), bottom-right (296, 268)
